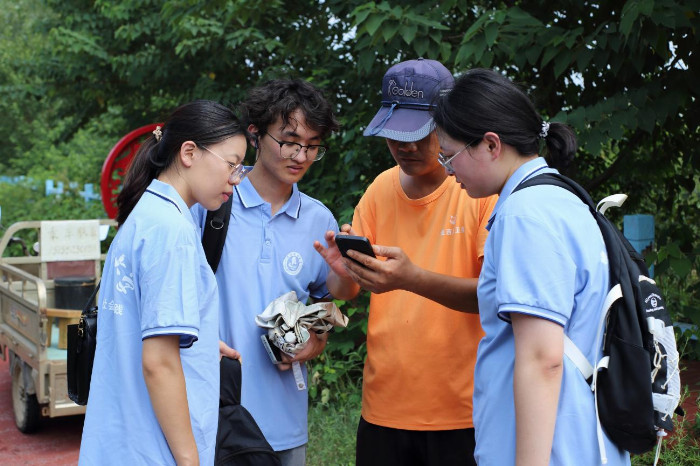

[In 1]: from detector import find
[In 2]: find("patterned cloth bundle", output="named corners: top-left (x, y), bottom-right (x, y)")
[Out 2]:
top-left (255, 291), bottom-right (349, 355)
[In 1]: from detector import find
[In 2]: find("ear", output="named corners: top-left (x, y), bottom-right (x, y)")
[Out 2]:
top-left (247, 124), bottom-right (260, 149)
top-left (179, 141), bottom-right (197, 168)
top-left (483, 132), bottom-right (501, 160)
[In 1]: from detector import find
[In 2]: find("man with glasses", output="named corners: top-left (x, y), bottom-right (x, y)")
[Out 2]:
top-left (315, 59), bottom-right (497, 466)
top-left (192, 79), bottom-right (356, 466)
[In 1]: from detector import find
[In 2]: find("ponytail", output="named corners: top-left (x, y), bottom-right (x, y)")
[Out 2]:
top-left (434, 69), bottom-right (579, 169)
top-left (115, 100), bottom-right (247, 227)
top-left (115, 135), bottom-right (164, 227)
top-left (541, 122), bottom-right (577, 170)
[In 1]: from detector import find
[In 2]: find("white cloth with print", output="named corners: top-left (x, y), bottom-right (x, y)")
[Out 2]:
top-left (255, 291), bottom-right (348, 354)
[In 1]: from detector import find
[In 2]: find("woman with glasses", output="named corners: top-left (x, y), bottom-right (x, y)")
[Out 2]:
top-left (79, 100), bottom-right (248, 466)
top-left (433, 70), bottom-right (630, 466)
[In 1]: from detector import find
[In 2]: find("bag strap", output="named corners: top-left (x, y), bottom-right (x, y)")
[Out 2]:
top-left (512, 172), bottom-right (612, 463)
top-left (82, 280), bottom-right (101, 316)
top-left (202, 196), bottom-right (233, 274)
top-left (513, 172), bottom-right (596, 211)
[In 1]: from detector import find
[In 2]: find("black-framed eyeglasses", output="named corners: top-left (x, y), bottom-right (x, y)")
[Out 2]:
top-left (264, 133), bottom-right (327, 161)
top-left (200, 145), bottom-right (249, 182)
top-left (438, 138), bottom-right (482, 174)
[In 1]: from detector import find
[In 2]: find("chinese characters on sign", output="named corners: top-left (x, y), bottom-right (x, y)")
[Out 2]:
top-left (39, 220), bottom-right (101, 262)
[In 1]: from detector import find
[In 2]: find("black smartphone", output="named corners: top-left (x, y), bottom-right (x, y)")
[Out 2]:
top-left (261, 334), bottom-right (284, 364)
top-left (335, 235), bottom-right (376, 265)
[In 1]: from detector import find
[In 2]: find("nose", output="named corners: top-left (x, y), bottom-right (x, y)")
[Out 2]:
top-left (228, 168), bottom-right (248, 185)
top-left (291, 147), bottom-right (311, 162)
top-left (397, 141), bottom-right (418, 152)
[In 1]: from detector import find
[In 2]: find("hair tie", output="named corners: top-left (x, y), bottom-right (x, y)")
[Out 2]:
top-left (153, 125), bottom-right (163, 142)
top-left (539, 121), bottom-right (550, 139)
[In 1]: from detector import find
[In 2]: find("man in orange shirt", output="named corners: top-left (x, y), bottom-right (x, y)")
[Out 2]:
top-left (314, 59), bottom-right (496, 466)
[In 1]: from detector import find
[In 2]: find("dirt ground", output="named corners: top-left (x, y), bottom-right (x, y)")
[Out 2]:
top-left (0, 352), bottom-right (81, 465)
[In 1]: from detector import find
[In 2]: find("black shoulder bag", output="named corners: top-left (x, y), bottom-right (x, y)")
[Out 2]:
top-left (67, 281), bottom-right (100, 406)
top-left (203, 196), bottom-right (233, 273)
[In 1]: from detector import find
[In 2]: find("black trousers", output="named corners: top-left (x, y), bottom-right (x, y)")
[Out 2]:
top-left (355, 416), bottom-right (477, 466)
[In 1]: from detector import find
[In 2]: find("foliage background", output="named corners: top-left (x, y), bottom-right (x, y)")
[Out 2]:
top-left (1, 0), bottom-right (699, 415)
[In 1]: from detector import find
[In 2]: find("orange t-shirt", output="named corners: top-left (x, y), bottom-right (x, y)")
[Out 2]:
top-left (353, 166), bottom-right (496, 430)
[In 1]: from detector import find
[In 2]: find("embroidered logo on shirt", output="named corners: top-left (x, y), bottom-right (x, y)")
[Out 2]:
top-left (283, 252), bottom-right (303, 276)
top-left (441, 215), bottom-right (464, 236)
top-left (114, 254), bottom-right (135, 294)
top-left (441, 226), bottom-right (465, 236)
top-left (102, 299), bottom-right (124, 316)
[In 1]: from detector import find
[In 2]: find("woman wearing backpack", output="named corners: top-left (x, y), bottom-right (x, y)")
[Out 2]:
top-left (79, 100), bottom-right (249, 466)
top-left (432, 69), bottom-right (630, 465)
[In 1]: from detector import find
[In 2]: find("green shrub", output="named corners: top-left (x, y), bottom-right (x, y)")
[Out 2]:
top-left (307, 386), bottom-right (361, 466)
top-left (631, 389), bottom-right (700, 465)
top-left (308, 295), bottom-right (369, 406)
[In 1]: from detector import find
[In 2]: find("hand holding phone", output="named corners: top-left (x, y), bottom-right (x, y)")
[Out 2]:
top-left (335, 235), bottom-right (376, 265)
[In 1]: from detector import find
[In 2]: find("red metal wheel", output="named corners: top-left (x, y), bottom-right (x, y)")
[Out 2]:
top-left (100, 124), bottom-right (162, 219)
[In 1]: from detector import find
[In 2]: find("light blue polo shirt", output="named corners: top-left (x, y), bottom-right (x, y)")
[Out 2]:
top-left (473, 158), bottom-right (630, 465)
top-left (80, 180), bottom-right (219, 466)
top-left (192, 177), bottom-right (338, 451)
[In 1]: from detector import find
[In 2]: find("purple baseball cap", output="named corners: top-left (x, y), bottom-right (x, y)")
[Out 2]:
top-left (363, 58), bottom-right (454, 142)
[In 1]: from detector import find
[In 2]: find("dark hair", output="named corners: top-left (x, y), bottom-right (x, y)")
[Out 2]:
top-left (433, 69), bottom-right (577, 169)
top-left (116, 100), bottom-right (247, 227)
top-left (239, 79), bottom-right (339, 140)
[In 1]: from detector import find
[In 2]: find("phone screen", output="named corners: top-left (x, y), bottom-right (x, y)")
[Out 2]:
top-left (261, 334), bottom-right (283, 364)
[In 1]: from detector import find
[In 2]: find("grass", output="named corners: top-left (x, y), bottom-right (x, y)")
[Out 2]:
top-left (307, 385), bottom-right (700, 466)
top-left (631, 388), bottom-right (700, 465)
top-left (631, 427), bottom-right (700, 465)
top-left (307, 394), bottom-right (362, 466)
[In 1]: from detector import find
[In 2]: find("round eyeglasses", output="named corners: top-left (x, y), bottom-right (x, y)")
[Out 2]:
top-left (200, 145), bottom-right (249, 183)
top-left (264, 133), bottom-right (327, 161)
top-left (438, 138), bottom-right (481, 174)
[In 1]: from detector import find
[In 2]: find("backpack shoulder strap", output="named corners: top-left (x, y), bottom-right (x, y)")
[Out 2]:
top-left (513, 172), bottom-right (597, 213)
top-left (202, 196), bottom-right (232, 273)
top-left (512, 172), bottom-right (611, 376)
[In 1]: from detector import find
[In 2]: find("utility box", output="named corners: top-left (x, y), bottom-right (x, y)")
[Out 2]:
top-left (623, 214), bottom-right (654, 278)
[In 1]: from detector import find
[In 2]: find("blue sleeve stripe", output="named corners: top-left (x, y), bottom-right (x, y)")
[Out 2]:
top-left (142, 327), bottom-right (199, 341)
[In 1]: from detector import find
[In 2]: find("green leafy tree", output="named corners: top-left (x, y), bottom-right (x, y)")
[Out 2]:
top-left (2, 0), bottom-right (699, 359)
top-left (0, 0), bottom-right (53, 173)
top-left (344, 0), bottom-right (700, 344)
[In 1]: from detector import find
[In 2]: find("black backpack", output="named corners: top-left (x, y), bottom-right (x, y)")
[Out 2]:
top-left (513, 173), bottom-right (681, 461)
top-left (216, 357), bottom-right (281, 466)
top-left (202, 199), bottom-right (281, 466)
